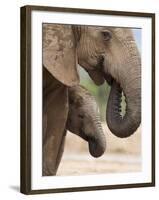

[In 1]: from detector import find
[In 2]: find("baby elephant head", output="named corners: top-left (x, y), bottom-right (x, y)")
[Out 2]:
top-left (66, 85), bottom-right (106, 158)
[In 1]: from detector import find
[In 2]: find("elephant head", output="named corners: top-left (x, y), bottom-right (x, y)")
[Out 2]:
top-left (66, 85), bottom-right (106, 158)
top-left (43, 24), bottom-right (141, 138)
top-left (76, 26), bottom-right (141, 138)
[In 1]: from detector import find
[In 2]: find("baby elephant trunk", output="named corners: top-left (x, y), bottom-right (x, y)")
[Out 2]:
top-left (83, 96), bottom-right (106, 158)
top-left (67, 85), bottom-right (106, 158)
top-left (88, 115), bottom-right (106, 158)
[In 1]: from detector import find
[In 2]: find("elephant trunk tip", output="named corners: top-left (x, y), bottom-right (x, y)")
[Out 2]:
top-left (107, 113), bottom-right (141, 138)
top-left (88, 138), bottom-right (106, 158)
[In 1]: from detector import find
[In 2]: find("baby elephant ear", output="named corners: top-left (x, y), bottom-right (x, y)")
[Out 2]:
top-left (43, 24), bottom-right (79, 86)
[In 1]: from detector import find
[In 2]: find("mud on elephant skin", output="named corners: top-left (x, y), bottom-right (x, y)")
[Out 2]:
top-left (43, 24), bottom-right (141, 176)
top-left (43, 24), bottom-right (141, 138)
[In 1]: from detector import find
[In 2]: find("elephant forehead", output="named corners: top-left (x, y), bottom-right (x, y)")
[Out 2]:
top-left (110, 27), bottom-right (134, 40)
top-left (87, 26), bottom-right (104, 36)
top-left (86, 26), bottom-right (134, 41)
top-left (87, 26), bottom-right (104, 31)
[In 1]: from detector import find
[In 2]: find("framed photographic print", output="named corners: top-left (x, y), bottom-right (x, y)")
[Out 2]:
top-left (20, 5), bottom-right (155, 194)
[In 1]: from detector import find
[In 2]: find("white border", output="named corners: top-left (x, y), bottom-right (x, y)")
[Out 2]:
top-left (31, 10), bottom-right (152, 190)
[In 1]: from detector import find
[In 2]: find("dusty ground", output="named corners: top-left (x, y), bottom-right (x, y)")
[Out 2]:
top-left (57, 124), bottom-right (141, 176)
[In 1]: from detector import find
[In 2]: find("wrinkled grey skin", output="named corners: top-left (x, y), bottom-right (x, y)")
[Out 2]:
top-left (67, 85), bottom-right (106, 158)
top-left (43, 68), bottom-right (68, 176)
top-left (44, 25), bottom-right (141, 138)
top-left (43, 67), bottom-right (105, 176)
top-left (74, 26), bottom-right (141, 138)
top-left (43, 25), bottom-right (141, 176)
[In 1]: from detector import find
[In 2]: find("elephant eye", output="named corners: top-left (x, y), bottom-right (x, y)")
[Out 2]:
top-left (101, 30), bottom-right (112, 41)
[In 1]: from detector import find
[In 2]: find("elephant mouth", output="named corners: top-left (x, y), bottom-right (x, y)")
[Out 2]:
top-left (89, 55), bottom-right (115, 86)
top-left (97, 55), bottom-right (114, 86)
top-left (89, 52), bottom-right (141, 138)
top-left (91, 57), bottom-right (125, 120)
top-left (103, 72), bottom-right (114, 86)
top-left (79, 128), bottom-right (90, 141)
top-left (103, 63), bottom-right (141, 138)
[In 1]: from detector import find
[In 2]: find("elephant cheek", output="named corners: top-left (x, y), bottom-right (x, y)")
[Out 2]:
top-left (88, 139), bottom-right (105, 158)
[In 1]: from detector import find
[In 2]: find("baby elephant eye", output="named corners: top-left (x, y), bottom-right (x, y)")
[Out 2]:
top-left (101, 30), bottom-right (112, 41)
top-left (78, 114), bottom-right (84, 119)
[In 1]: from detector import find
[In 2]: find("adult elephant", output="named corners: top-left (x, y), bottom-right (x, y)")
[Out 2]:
top-left (43, 24), bottom-right (141, 175)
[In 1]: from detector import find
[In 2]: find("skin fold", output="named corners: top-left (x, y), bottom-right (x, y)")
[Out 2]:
top-left (43, 24), bottom-right (141, 175)
top-left (76, 26), bottom-right (141, 137)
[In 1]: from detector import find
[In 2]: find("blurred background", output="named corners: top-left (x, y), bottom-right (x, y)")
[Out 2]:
top-left (58, 28), bottom-right (142, 176)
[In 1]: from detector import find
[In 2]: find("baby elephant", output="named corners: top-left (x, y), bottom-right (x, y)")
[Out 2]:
top-left (67, 85), bottom-right (106, 158)
top-left (43, 85), bottom-right (106, 176)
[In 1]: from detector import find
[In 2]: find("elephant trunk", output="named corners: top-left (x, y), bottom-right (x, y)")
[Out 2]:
top-left (106, 44), bottom-right (141, 138)
top-left (87, 115), bottom-right (106, 157)
top-left (89, 135), bottom-right (106, 157)
top-left (67, 85), bottom-right (106, 157)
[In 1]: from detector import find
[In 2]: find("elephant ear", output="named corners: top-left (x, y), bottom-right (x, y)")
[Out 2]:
top-left (43, 24), bottom-right (79, 86)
